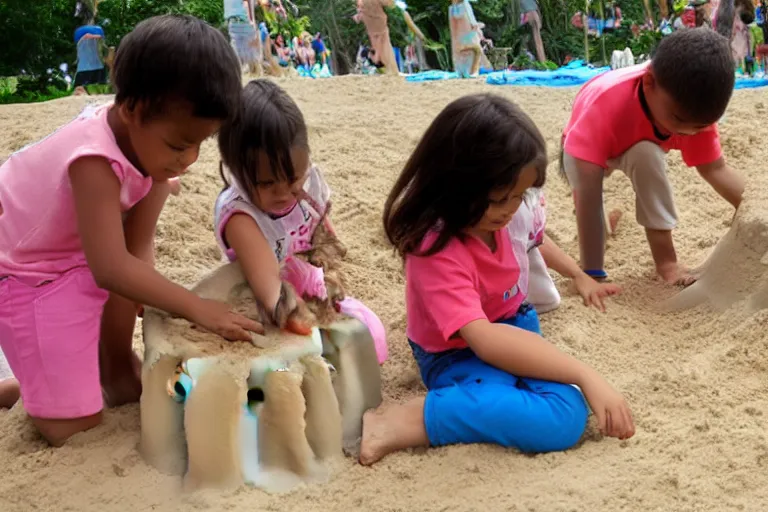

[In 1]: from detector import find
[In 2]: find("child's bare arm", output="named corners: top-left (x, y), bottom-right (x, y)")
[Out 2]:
top-left (224, 213), bottom-right (284, 315)
top-left (123, 180), bottom-right (171, 265)
top-left (696, 157), bottom-right (745, 209)
top-left (461, 320), bottom-right (634, 439)
top-left (538, 234), bottom-right (620, 312)
top-left (571, 158), bottom-right (607, 274)
top-left (70, 157), bottom-right (262, 341)
top-left (538, 233), bottom-right (582, 279)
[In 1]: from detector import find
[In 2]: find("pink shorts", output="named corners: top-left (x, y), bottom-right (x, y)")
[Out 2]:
top-left (0, 267), bottom-right (109, 419)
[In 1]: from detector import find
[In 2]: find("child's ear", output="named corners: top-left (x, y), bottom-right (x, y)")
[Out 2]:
top-left (641, 69), bottom-right (657, 93)
top-left (117, 101), bottom-right (149, 127)
top-left (117, 101), bottom-right (140, 127)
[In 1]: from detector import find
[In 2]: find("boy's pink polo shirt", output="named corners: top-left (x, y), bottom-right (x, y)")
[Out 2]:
top-left (563, 62), bottom-right (722, 169)
top-left (405, 228), bottom-right (525, 353)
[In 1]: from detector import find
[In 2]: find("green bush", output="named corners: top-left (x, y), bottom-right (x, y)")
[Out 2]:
top-left (0, 71), bottom-right (73, 105)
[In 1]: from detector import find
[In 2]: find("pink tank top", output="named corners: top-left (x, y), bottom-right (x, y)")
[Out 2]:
top-left (0, 103), bottom-right (152, 285)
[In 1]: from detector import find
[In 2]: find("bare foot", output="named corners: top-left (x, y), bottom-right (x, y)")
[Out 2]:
top-left (657, 262), bottom-right (697, 287)
top-left (0, 378), bottom-right (20, 408)
top-left (102, 352), bottom-right (142, 407)
top-left (606, 208), bottom-right (622, 236)
top-left (359, 407), bottom-right (392, 466)
top-left (359, 398), bottom-right (428, 466)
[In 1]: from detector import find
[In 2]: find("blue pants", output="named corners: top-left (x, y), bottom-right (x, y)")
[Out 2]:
top-left (410, 304), bottom-right (589, 453)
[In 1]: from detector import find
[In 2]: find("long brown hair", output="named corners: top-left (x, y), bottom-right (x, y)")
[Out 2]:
top-left (383, 94), bottom-right (547, 259)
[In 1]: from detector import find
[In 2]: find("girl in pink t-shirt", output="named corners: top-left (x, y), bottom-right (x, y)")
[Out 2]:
top-left (360, 93), bottom-right (634, 465)
top-left (0, 15), bottom-right (262, 447)
top-left (214, 79), bottom-right (387, 362)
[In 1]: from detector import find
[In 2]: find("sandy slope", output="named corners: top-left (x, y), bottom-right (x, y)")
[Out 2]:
top-left (1, 76), bottom-right (767, 512)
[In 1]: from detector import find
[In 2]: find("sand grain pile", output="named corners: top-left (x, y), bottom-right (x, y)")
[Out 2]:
top-left (1, 77), bottom-right (768, 511)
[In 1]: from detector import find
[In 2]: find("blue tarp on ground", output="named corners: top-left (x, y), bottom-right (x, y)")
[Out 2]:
top-left (404, 67), bottom-right (494, 82)
top-left (734, 76), bottom-right (768, 89)
top-left (485, 60), bottom-right (609, 87)
top-left (406, 59), bottom-right (768, 89)
top-left (485, 60), bottom-right (768, 89)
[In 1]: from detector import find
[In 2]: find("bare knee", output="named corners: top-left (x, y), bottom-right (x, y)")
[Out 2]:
top-left (31, 412), bottom-right (103, 447)
top-left (623, 141), bottom-right (665, 170)
top-left (0, 379), bottom-right (20, 409)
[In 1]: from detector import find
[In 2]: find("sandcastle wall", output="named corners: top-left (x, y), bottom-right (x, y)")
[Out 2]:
top-left (139, 262), bottom-right (382, 492)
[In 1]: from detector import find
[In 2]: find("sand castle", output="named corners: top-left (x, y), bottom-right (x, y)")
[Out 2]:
top-left (138, 262), bottom-right (382, 493)
top-left (661, 194), bottom-right (768, 313)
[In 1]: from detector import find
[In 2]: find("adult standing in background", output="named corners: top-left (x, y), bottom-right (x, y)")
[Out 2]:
top-left (225, 0), bottom-right (263, 75)
top-left (353, 0), bottom-right (400, 75)
top-left (73, 24), bottom-right (108, 91)
top-left (519, 0), bottom-right (546, 63)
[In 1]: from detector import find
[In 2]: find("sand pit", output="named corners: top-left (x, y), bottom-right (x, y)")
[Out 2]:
top-left (2, 77), bottom-right (768, 511)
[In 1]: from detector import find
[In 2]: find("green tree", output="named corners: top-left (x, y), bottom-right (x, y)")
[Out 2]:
top-left (0, 0), bottom-right (79, 77)
top-left (97, 0), bottom-right (224, 48)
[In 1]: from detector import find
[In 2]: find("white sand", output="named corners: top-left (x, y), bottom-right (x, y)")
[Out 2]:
top-left (1, 76), bottom-right (767, 511)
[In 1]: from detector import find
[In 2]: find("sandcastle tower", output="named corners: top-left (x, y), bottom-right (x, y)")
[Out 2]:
top-left (662, 194), bottom-right (768, 313)
top-left (139, 262), bottom-right (382, 492)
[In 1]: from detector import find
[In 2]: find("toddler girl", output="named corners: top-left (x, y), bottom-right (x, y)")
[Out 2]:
top-left (360, 94), bottom-right (634, 465)
top-left (214, 79), bottom-right (387, 363)
top-left (508, 188), bottom-right (621, 314)
top-left (0, 15), bottom-right (262, 446)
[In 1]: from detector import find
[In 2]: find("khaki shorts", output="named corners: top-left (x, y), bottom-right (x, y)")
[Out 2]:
top-left (562, 141), bottom-right (677, 231)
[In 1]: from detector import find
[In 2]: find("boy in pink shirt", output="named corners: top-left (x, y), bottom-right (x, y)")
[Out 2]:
top-left (562, 28), bottom-right (745, 285)
top-left (0, 15), bottom-right (261, 446)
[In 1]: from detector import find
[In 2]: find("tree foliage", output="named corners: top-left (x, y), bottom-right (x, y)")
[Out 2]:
top-left (0, 0), bottom-right (79, 77)
top-left (0, 0), bottom-right (666, 81)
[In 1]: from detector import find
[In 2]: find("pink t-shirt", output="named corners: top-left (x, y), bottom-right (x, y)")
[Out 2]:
top-left (563, 62), bottom-right (722, 169)
top-left (0, 103), bottom-right (152, 285)
top-left (405, 228), bottom-right (525, 353)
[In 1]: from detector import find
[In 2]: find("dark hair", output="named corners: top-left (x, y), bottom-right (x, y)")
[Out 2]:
top-left (218, 79), bottom-right (308, 193)
top-left (112, 14), bottom-right (241, 121)
top-left (383, 94), bottom-right (547, 258)
top-left (651, 28), bottom-right (734, 124)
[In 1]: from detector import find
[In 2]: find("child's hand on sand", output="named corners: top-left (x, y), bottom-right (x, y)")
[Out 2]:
top-left (264, 281), bottom-right (317, 336)
top-left (573, 274), bottom-right (621, 312)
top-left (579, 372), bottom-right (635, 440)
top-left (193, 299), bottom-right (264, 341)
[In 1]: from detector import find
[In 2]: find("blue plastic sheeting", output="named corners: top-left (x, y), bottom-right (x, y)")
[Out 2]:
top-left (734, 76), bottom-right (768, 89)
top-left (405, 67), bottom-right (494, 82)
top-left (485, 60), bottom-right (768, 89)
top-left (297, 63), bottom-right (333, 79)
top-left (407, 59), bottom-right (768, 89)
top-left (485, 60), bottom-right (609, 87)
top-left (406, 70), bottom-right (461, 82)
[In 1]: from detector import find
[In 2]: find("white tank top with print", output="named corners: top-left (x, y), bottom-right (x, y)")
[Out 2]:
top-left (506, 188), bottom-right (547, 299)
top-left (214, 164), bottom-right (331, 263)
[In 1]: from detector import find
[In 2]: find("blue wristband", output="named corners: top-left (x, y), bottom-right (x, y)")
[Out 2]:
top-left (584, 269), bottom-right (608, 279)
